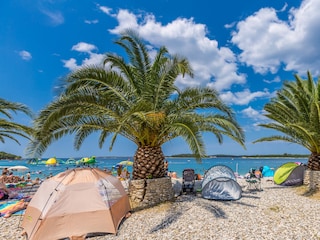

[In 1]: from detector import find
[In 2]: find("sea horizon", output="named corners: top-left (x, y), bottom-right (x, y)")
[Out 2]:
top-left (0, 156), bottom-right (308, 179)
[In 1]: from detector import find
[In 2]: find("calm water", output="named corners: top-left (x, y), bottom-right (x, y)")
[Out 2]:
top-left (166, 157), bottom-right (307, 177)
top-left (0, 157), bottom-right (308, 179)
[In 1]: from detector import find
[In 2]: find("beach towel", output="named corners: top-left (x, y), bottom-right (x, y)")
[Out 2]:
top-left (0, 200), bottom-right (25, 216)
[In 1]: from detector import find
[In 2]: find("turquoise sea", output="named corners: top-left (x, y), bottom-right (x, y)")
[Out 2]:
top-left (0, 157), bottom-right (308, 179)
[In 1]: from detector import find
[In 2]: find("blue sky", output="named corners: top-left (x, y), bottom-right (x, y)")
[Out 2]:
top-left (1, 0), bottom-right (317, 158)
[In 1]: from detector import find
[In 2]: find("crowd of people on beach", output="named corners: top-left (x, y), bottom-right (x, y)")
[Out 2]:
top-left (0, 168), bottom-right (25, 184)
top-left (0, 167), bottom-right (43, 218)
top-left (0, 182), bottom-right (30, 218)
top-left (0, 167), bottom-right (35, 184)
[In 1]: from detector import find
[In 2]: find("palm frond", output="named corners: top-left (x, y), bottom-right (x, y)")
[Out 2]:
top-left (255, 71), bottom-right (320, 154)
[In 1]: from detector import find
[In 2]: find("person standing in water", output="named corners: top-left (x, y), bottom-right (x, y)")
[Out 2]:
top-left (164, 160), bottom-right (169, 175)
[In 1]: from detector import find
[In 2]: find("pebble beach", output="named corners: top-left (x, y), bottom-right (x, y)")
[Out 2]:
top-left (1, 178), bottom-right (319, 240)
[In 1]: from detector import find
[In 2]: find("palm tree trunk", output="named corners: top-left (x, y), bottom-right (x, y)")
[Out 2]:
top-left (132, 146), bottom-right (166, 179)
top-left (308, 153), bottom-right (320, 170)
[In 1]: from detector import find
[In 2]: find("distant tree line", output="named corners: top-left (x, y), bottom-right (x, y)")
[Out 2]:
top-left (0, 151), bottom-right (22, 160)
top-left (170, 153), bottom-right (309, 158)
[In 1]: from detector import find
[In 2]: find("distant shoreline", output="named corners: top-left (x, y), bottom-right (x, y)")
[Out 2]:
top-left (0, 155), bottom-right (309, 161)
top-left (168, 154), bottom-right (309, 159)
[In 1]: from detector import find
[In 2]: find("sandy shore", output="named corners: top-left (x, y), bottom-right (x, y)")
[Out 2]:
top-left (1, 178), bottom-right (320, 240)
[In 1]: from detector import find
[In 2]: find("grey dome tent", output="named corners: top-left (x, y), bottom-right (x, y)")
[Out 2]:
top-left (201, 165), bottom-right (242, 200)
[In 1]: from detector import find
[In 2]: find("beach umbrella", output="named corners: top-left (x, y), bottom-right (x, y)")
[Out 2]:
top-left (8, 166), bottom-right (29, 172)
top-left (118, 160), bottom-right (133, 166)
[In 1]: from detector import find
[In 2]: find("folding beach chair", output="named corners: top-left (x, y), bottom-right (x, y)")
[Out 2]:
top-left (181, 168), bottom-right (196, 194)
top-left (246, 178), bottom-right (261, 191)
top-left (245, 168), bottom-right (262, 191)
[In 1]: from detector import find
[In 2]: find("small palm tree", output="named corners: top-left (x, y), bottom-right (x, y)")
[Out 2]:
top-left (254, 71), bottom-right (320, 171)
top-left (27, 30), bottom-right (245, 179)
top-left (0, 98), bottom-right (33, 145)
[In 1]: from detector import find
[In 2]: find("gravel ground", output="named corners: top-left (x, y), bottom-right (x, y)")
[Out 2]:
top-left (1, 178), bottom-right (319, 240)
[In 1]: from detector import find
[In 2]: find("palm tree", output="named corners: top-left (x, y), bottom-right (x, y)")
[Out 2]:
top-left (0, 98), bottom-right (33, 145)
top-left (27, 30), bottom-right (245, 179)
top-left (254, 71), bottom-right (320, 171)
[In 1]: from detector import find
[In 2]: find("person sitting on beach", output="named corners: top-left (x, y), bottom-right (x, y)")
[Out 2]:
top-left (0, 183), bottom-right (19, 200)
top-left (7, 172), bottom-right (14, 182)
top-left (0, 187), bottom-right (9, 200)
top-left (4, 172), bottom-right (21, 184)
top-left (254, 169), bottom-right (262, 178)
top-left (164, 160), bottom-right (169, 174)
top-left (1, 199), bottom-right (28, 218)
top-left (196, 173), bottom-right (202, 180)
top-left (117, 165), bottom-right (123, 177)
top-left (32, 177), bottom-right (41, 185)
top-left (171, 172), bottom-right (177, 179)
top-left (2, 168), bottom-right (9, 176)
top-left (26, 172), bottom-right (31, 182)
top-left (120, 169), bottom-right (130, 180)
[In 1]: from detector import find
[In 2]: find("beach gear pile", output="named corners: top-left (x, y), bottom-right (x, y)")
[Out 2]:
top-left (21, 168), bottom-right (131, 240)
top-left (201, 165), bottom-right (242, 200)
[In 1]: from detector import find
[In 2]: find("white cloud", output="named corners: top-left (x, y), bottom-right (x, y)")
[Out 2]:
top-left (240, 107), bottom-right (270, 131)
top-left (71, 42), bottom-right (97, 53)
top-left (241, 106), bottom-right (268, 121)
top-left (231, 0), bottom-right (320, 76)
top-left (19, 50), bottom-right (32, 61)
top-left (279, 3), bottom-right (288, 12)
top-left (63, 44), bottom-right (105, 71)
top-left (108, 9), bottom-right (139, 33)
top-left (81, 53), bottom-right (105, 67)
top-left (62, 58), bottom-right (78, 71)
top-left (220, 89), bottom-right (271, 105)
top-left (99, 6), bottom-right (113, 16)
top-left (263, 76), bottom-right (281, 84)
top-left (40, 9), bottom-right (64, 25)
top-left (67, 0), bottom-right (320, 106)
top-left (104, 8), bottom-right (245, 91)
top-left (85, 19), bottom-right (99, 24)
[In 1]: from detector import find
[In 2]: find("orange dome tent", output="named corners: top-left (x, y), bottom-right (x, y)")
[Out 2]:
top-left (21, 168), bottom-right (131, 239)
